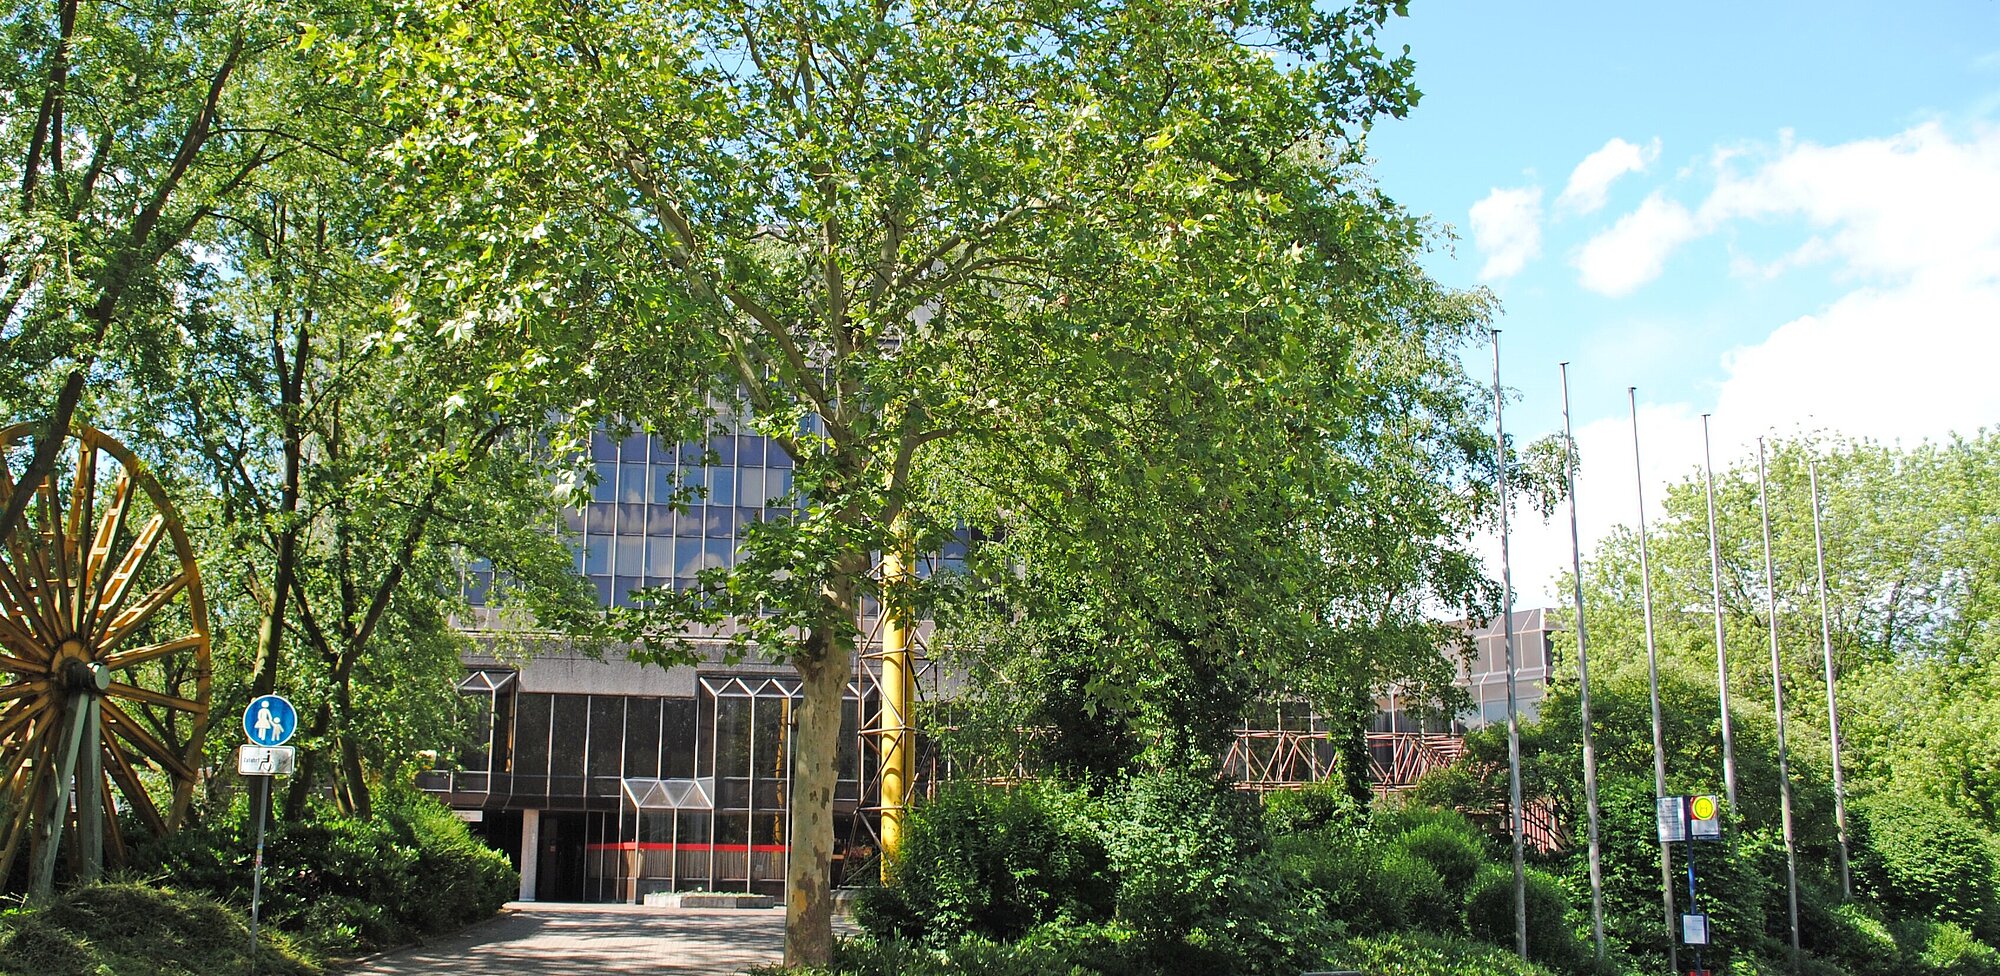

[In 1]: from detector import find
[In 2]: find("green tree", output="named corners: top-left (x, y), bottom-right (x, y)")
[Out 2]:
top-left (343, 0), bottom-right (1483, 961)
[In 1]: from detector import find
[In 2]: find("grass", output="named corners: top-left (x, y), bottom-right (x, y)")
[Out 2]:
top-left (0, 882), bottom-right (320, 976)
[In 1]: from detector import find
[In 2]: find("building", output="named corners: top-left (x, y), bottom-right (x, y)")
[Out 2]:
top-left (424, 420), bottom-right (1565, 901)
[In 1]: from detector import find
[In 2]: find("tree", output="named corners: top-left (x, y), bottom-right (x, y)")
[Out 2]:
top-left (0, 0), bottom-right (319, 546)
top-left (343, 0), bottom-right (1468, 961)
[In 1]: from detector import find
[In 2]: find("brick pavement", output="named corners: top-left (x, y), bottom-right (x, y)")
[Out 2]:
top-left (340, 903), bottom-right (787, 975)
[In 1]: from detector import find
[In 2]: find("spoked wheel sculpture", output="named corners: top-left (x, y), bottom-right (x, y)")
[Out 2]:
top-left (0, 421), bottom-right (212, 895)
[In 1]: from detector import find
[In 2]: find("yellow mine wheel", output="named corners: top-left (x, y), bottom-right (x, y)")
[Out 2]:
top-left (0, 421), bottom-right (212, 891)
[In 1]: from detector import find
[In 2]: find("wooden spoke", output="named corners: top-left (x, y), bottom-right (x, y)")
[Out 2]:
top-left (0, 651), bottom-right (39, 674)
top-left (80, 468), bottom-right (134, 637)
top-left (36, 481), bottom-right (71, 638)
top-left (100, 698), bottom-right (198, 783)
top-left (66, 438), bottom-right (95, 634)
top-left (0, 615), bottom-right (45, 662)
top-left (93, 570), bottom-right (188, 658)
top-left (100, 634), bottom-right (204, 672)
top-left (0, 682), bottom-right (44, 708)
top-left (105, 681), bottom-right (207, 716)
top-left (103, 739), bottom-right (167, 836)
top-left (86, 514), bottom-right (165, 646)
top-left (0, 721), bottom-right (56, 884)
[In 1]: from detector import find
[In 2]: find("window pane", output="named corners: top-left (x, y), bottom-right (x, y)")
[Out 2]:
top-left (615, 536), bottom-right (644, 575)
top-left (711, 437), bottom-right (736, 465)
top-left (551, 695), bottom-right (589, 790)
top-left (588, 502), bottom-right (617, 534)
top-left (590, 576), bottom-right (612, 605)
top-left (513, 693), bottom-right (552, 780)
top-left (593, 460), bottom-right (617, 503)
top-left (584, 535), bottom-right (611, 574)
top-left (704, 537), bottom-right (734, 570)
top-left (707, 467), bottom-right (735, 506)
top-left (648, 505), bottom-right (675, 537)
top-left (613, 576), bottom-right (643, 608)
top-left (589, 696), bottom-right (625, 779)
top-left (625, 698), bottom-right (662, 779)
top-left (677, 536), bottom-right (707, 578)
top-left (621, 432), bottom-right (647, 458)
top-left (591, 430), bottom-right (617, 460)
top-left (705, 507), bottom-right (735, 539)
top-left (647, 538), bottom-right (675, 577)
top-left (651, 465), bottom-right (677, 504)
top-left (735, 468), bottom-right (764, 508)
top-left (738, 436), bottom-right (765, 466)
top-left (620, 463), bottom-right (647, 503)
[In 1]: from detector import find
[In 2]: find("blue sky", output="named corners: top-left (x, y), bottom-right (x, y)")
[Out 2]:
top-left (1360, 1), bottom-right (2000, 601)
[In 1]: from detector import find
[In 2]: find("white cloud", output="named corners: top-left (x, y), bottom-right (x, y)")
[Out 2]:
top-left (1503, 121), bottom-right (2000, 603)
top-left (1558, 137), bottom-right (1660, 214)
top-left (1572, 193), bottom-right (1701, 296)
top-left (1469, 186), bottom-right (1544, 281)
top-left (1700, 121), bottom-right (2000, 287)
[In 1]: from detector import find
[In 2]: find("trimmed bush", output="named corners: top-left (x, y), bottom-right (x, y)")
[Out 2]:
top-left (1888, 919), bottom-right (2000, 976)
top-left (1466, 864), bottom-right (1584, 974)
top-left (1262, 782), bottom-right (1364, 837)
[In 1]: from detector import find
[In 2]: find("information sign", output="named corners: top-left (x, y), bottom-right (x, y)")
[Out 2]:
top-left (1657, 795), bottom-right (1688, 842)
top-left (236, 745), bottom-right (296, 777)
top-left (1682, 912), bottom-right (1711, 946)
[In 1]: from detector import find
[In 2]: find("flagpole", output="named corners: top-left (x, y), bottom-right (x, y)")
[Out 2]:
top-left (1703, 415), bottom-right (1741, 810)
top-left (1630, 388), bottom-right (1677, 975)
top-left (1561, 364), bottom-right (1606, 960)
top-left (1758, 438), bottom-right (1803, 968)
top-left (1492, 330), bottom-right (1528, 961)
top-left (1809, 456), bottom-right (1853, 899)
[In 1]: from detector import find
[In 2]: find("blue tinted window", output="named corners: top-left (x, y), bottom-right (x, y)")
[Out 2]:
top-left (738, 436), bottom-right (765, 466)
top-left (651, 465), bottom-right (676, 504)
top-left (592, 461), bottom-right (617, 503)
top-left (707, 467), bottom-right (735, 506)
top-left (619, 463), bottom-right (647, 503)
top-left (706, 507), bottom-right (735, 538)
top-left (584, 535), bottom-right (611, 574)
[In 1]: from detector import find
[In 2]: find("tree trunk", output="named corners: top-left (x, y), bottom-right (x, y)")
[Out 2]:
top-left (784, 581), bottom-right (859, 966)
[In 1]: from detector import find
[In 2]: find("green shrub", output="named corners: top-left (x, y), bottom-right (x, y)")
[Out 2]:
top-left (1888, 919), bottom-right (2000, 976)
top-left (1325, 930), bottom-right (1556, 976)
top-left (1262, 783), bottom-right (1364, 837)
top-left (1465, 864), bottom-right (1584, 974)
top-left (1272, 826), bottom-right (1453, 935)
top-left (1855, 792), bottom-right (2000, 941)
top-left (0, 882), bottom-right (319, 976)
top-left (857, 781), bottom-right (1113, 944)
top-left (1397, 819), bottom-right (1487, 891)
top-left (134, 786), bottom-right (516, 955)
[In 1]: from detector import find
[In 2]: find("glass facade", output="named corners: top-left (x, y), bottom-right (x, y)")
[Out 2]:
top-left (569, 419), bottom-right (796, 609)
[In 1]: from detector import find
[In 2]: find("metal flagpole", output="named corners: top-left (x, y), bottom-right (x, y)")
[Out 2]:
top-left (1809, 457), bottom-right (1854, 899)
top-left (1492, 330), bottom-right (1528, 962)
top-left (1630, 388), bottom-right (1678, 975)
top-left (1560, 363), bottom-right (1606, 960)
top-left (1703, 415), bottom-right (1741, 811)
top-left (1758, 438), bottom-right (1804, 968)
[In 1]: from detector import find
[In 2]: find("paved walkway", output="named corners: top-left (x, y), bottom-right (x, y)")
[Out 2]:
top-left (342, 903), bottom-right (787, 975)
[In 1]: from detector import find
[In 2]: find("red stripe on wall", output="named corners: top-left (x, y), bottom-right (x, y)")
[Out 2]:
top-left (586, 842), bottom-right (789, 853)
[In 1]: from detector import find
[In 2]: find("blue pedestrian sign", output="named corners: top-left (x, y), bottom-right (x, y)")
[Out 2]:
top-left (243, 695), bottom-right (297, 747)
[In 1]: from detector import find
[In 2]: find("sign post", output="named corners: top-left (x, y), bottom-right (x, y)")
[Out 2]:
top-left (240, 695), bottom-right (297, 973)
top-left (1669, 794), bottom-right (1725, 976)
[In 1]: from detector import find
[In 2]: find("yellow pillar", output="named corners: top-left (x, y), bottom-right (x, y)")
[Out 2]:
top-left (878, 525), bottom-right (915, 878)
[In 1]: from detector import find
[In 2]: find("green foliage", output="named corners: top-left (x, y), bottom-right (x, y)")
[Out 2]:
top-left (1262, 782), bottom-right (1367, 837)
top-left (1398, 819), bottom-right (1489, 892)
top-left (134, 788), bottom-right (514, 955)
top-left (0, 883), bottom-right (319, 976)
top-left (857, 782), bottom-right (1113, 943)
top-left (1898, 920), bottom-right (2000, 976)
top-left (1326, 931), bottom-right (1558, 976)
top-left (1855, 791), bottom-right (2000, 940)
top-left (1465, 864), bottom-right (1585, 974)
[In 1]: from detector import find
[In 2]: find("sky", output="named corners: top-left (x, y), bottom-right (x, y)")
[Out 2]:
top-left (1360, 0), bottom-right (2000, 605)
